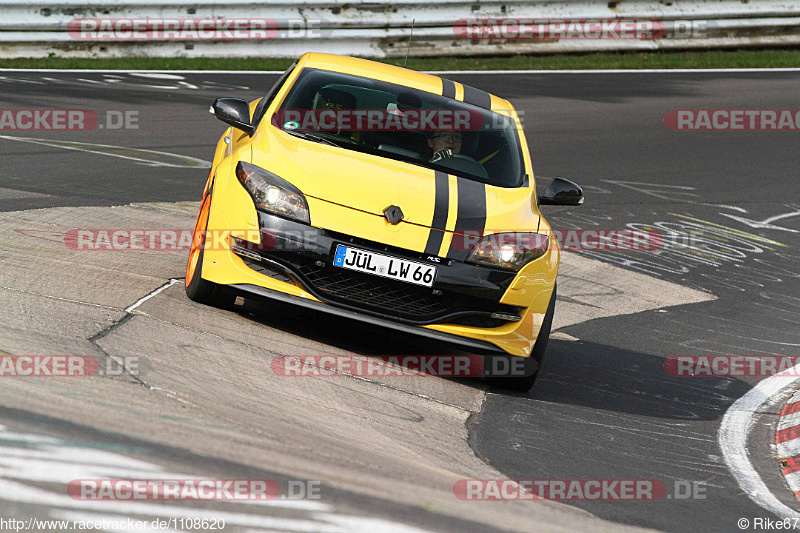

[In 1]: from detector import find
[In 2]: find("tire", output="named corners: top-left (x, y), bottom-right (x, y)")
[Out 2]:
top-left (185, 193), bottom-right (238, 309)
top-left (485, 284), bottom-right (556, 392)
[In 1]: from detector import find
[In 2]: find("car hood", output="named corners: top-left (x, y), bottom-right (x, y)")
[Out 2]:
top-left (251, 128), bottom-right (539, 244)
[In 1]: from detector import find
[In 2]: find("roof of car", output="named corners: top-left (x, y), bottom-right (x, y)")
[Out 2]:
top-left (296, 52), bottom-right (514, 113)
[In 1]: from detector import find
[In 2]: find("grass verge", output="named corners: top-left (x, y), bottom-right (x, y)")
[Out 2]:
top-left (0, 48), bottom-right (799, 71)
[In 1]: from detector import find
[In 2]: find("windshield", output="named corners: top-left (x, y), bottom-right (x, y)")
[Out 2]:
top-left (272, 68), bottom-right (525, 187)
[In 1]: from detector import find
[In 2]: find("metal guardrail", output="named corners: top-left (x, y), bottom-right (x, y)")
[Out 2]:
top-left (0, 0), bottom-right (798, 58)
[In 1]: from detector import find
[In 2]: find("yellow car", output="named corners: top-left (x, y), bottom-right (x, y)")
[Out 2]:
top-left (185, 52), bottom-right (583, 390)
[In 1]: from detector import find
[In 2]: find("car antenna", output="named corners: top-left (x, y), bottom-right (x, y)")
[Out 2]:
top-left (403, 18), bottom-right (415, 69)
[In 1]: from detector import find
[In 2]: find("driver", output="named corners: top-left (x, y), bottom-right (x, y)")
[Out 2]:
top-left (427, 130), bottom-right (462, 162)
top-left (312, 87), bottom-right (360, 142)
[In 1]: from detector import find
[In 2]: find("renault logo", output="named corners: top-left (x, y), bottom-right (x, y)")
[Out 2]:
top-left (383, 205), bottom-right (404, 225)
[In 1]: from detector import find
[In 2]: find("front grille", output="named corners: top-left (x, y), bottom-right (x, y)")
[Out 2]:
top-left (298, 260), bottom-right (451, 318)
top-left (293, 258), bottom-right (515, 325)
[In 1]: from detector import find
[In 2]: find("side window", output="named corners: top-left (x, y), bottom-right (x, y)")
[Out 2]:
top-left (250, 61), bottom-right (298, 135)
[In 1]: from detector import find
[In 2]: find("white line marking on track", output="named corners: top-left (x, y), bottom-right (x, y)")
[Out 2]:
top-left (430, 68), bottom-right (800, 74)
top-left (0, 480), bottom-right (337, 532)
top-left (778, 437), bottom-right (800, 458)
top-left (0, 69), bottom-right (285, 74)
top-left (784, 471), bottom-right (800, 493)
top-left (716, 205), bottom-right (749, 213)
top-left (719, 370), bottom-right (800, 520)
top-left (0, 136), bottom-right (211, 169)
top-left (125, 279), bottom-right (180, 314)
top-left (778, 411), bottom-right (800, 431)
top-left (1, 68), bottom-right (800, 74)
top-left (0, 424), bottom-right (434, 532)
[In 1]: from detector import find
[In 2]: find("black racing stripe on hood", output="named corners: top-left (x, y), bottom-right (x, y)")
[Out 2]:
top-left (424, 170), bottom-right (449, 256)
top-left (462, 84), bottom-right (492, 110)
top-left (442, 79), bottom-right (456, 99)
top-left (448, 178), bottom-right (487, 262)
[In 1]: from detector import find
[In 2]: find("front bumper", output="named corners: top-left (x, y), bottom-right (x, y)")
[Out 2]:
top-left (231, 211), bottom-right (523, 327)
top-left (230, 282), bottom-right (507, 354)
top-left (203, 210), bottom-right (558, 357)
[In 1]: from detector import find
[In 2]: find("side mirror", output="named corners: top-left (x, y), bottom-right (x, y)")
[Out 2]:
top-left (538, 177), bottom-right (584, 206)
top-left (210, 98), bottom-right (252, 133)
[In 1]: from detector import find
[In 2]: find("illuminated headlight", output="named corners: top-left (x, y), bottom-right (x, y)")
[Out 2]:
top-left (466, 232), bottom-right (549, 271)
top-left (236, 161), bottom-right (310, 224)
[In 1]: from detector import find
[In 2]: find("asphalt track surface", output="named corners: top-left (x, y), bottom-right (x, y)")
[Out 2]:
top-left (0, 69), bottom-right (799, 532)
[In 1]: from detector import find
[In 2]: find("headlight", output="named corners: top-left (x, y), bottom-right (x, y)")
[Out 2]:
top-left (466, 232), bottom-right (549, 271)
top-left (235, 161), bottom-right (310, 224)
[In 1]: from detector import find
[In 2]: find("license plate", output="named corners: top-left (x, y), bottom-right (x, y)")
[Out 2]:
top-left (333, 244), bottom-right (436, 287)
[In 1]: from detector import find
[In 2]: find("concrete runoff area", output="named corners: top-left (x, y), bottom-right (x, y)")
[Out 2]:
top-left (0, 201), bottom-right (710, 532)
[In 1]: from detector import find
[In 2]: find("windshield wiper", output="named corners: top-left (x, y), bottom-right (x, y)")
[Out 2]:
top-left (283, 129), bottom-right (340, 147)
